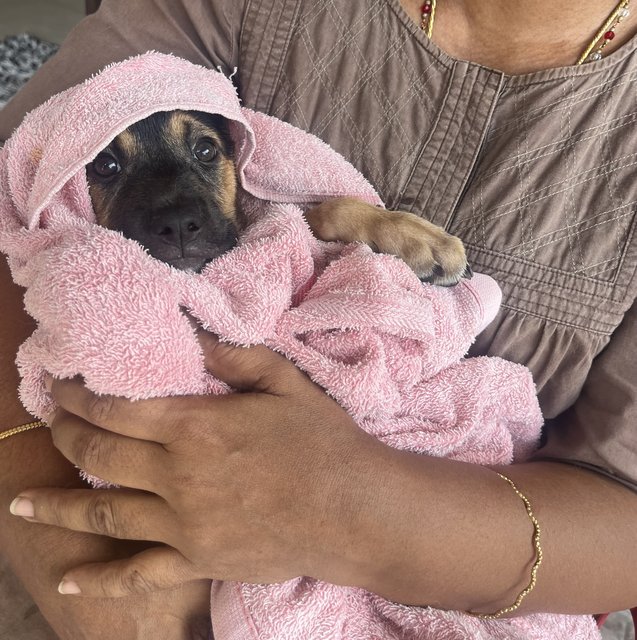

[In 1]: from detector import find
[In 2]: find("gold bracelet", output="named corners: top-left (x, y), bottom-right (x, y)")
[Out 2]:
top-left (0, 420), bottom-right (47, 441)
top-left (467, 472), bottom-right (543, 619)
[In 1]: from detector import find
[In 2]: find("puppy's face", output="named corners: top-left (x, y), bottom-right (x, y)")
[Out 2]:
top-left (86, 110), bottom-right (240, 272)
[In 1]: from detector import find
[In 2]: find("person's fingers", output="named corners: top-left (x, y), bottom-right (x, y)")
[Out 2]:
top-left (10, 487), bottom-right (176, 544)
top-left (58, 546), bottom-right (202, 598)
top-left (47, 410), bottom-right (169, 491)
top-left (48, 377), bottom-right (206, 444)
top-left (197, 331), bottom-right (305, 393)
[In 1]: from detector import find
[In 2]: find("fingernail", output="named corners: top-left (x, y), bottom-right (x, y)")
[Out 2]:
top-left (9, 497), bottom-right (35, 518)
top-left (58, 579), bottom-right (82, 595)
top-left (44, 374), bottom-right (53, 392)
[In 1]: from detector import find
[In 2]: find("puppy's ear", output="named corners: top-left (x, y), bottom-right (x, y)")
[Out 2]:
top-left (240, 110), bottom-right (382, 207)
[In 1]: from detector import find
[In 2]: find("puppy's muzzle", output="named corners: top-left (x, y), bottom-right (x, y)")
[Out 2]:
top-left (124, 203), bottom-right (238, 272)
top-left (152, 207), bottom-right (204, 248)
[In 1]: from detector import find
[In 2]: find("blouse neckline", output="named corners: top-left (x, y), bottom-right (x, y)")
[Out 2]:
top-left (387, 0), bottom-right (637, 85)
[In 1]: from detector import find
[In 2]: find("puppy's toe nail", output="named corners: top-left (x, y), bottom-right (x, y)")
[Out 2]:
top-left (432, 264), bottom-right (445, 278)
top-left (419, 272), bottom-right (433, 284)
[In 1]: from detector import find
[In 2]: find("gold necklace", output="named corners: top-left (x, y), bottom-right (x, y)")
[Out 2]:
top-left (419, 0), bottom-right (632, 65)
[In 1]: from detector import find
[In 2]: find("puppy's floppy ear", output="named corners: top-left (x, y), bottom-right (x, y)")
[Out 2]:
top-left (239, 110), bottom-right (382, 207)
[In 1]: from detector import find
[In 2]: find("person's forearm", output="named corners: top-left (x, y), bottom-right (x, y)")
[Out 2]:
top-left (329, 445), bottom-right (637, 615)
top-left (0, 256), bottom-right (139, 638)
top-left (1, 428), bottom-right (216, 640)
top-left (0, 255), bottom-right (76, 636)
top-left (0, 429), bottom-right (134, 639)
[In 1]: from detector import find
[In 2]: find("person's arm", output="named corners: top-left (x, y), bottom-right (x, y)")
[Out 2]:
top-left (0, 428), bottom-right (214, 640)
top-left (12, 330), bottom-right (637, 616)
top-left (0, 255), bottom-right (215, 640)
top-left (0, 1), bottom-right (245, 635)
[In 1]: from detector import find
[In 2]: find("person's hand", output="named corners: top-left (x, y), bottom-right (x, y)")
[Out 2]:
top-left (10, 332), bottom-right (385, 598)
top-left (116, 579), bottom-right (213, 640)
top-left (4, 520), bottom-right (213, 640)
top-left (52, 579), bottom-right (213, 640)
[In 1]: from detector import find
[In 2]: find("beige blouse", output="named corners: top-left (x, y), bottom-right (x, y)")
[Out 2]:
top-left (1, 0), bottom-right (635, 487)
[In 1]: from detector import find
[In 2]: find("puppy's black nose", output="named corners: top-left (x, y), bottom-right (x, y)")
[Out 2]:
top-left (152, 212), bottom-right (202, 247)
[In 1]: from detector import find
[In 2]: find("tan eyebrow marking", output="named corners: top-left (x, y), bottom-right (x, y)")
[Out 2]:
top-left (112, 129), bottom-right (138, 160)
top-left (170, 111), bottom-right (225, 150)
top-left (217, 157), bottom-right (239, 223)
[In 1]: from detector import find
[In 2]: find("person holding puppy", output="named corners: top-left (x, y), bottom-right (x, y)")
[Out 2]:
top-left (1, 0), bottom-right (636, 638)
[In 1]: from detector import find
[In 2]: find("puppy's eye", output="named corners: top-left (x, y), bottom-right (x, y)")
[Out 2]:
top-left (193, 138), bottom-right (218, 163)
top-left (92, 153), bottom-right (121, 178)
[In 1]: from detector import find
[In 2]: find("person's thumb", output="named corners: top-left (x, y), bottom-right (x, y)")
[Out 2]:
top-left (197, 330), bottom-right (299, 393)
top-left (59, 547), bottom-right (200, 598)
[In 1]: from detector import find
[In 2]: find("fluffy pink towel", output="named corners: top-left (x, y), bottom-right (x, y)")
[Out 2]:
top-left (0, 53), bottom-right (599, 640)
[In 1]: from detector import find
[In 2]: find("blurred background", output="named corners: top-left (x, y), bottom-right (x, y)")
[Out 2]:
top-left (0, 0), bottom-right (84, 43)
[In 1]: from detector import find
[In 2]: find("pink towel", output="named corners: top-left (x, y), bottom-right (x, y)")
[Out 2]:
top-left (0, 53), bottom-right (599, 640)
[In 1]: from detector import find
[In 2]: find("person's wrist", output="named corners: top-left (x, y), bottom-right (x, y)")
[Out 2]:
top-left (0, 424), bottom-right (78, 491)
top-left (304, 431), bottom-right (400, 591)
top-left (310, 442), bottom-right (442, 606)
top-left (0, 419), bottom-right (47, 442)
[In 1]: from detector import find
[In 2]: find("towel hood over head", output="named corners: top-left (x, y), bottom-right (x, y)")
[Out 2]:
top-left (1, 51), bottom-right (382, 232)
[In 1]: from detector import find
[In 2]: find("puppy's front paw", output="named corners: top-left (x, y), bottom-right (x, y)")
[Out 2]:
top-left (304, 198), bottom-right (469, 286)
top-left (376, 211), bottom-right (469, 287)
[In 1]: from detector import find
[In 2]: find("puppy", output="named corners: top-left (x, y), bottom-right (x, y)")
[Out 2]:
top-left (86, 110), bottom-right (468, 284)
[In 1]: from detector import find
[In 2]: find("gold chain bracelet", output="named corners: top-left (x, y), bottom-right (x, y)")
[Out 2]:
top-left (467, 472), bottom-right (543, 619)
top-left (0, 420), bottom-right (47, 441)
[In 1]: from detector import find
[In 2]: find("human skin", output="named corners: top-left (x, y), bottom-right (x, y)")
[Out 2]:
top-left (11, 332), bottom-right (637, 617)
top-left (400, 0), bottom-right (636, 74)
top-left (2, 0), bottom-right (637, 637)
top-left (0, 259), bottom-right (213, 640)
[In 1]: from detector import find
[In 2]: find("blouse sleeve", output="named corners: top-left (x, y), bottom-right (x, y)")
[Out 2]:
top-left (0, 0), bottom-right (247, 141)
top-left (535, 298), bottom-right (637, 490)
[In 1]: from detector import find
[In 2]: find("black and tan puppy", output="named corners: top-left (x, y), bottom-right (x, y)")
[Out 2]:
top-left (86, 110), bottom-right (468, 284)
